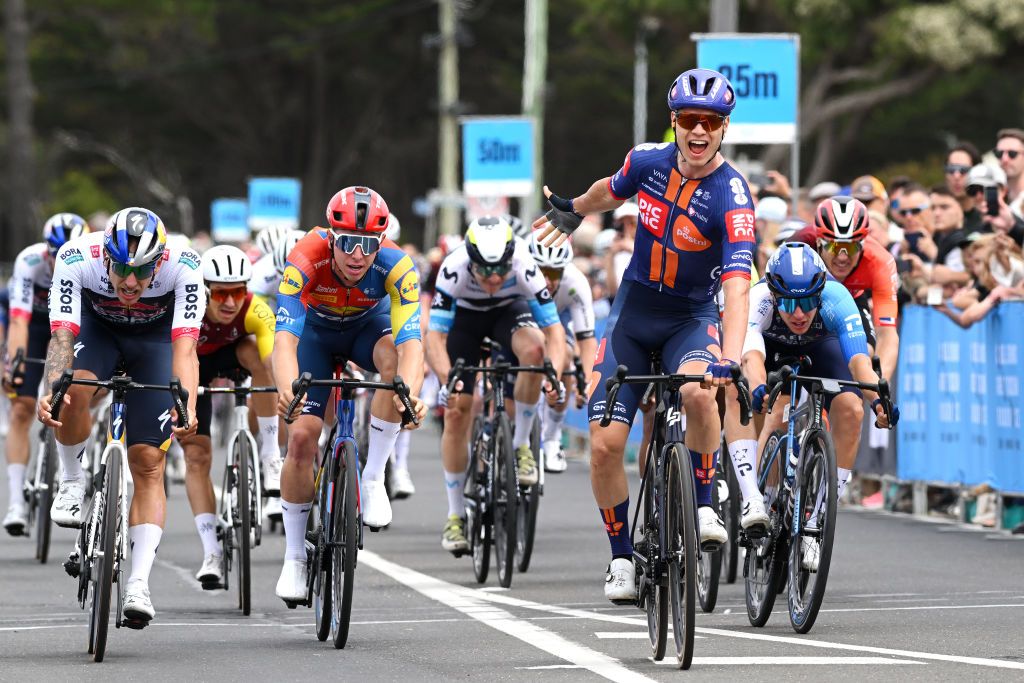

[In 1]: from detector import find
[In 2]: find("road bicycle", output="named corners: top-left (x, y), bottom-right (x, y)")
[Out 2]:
top-left (52, 369), bottom-right (188, 662)
top-left (744, 356), bottom-right (893, 634)
top-left (600, 356), bottom-right (751, 669)
top-left (283, 361), bottom-right (415, 649)
top-left (196, 377), bottom-right (276, 615)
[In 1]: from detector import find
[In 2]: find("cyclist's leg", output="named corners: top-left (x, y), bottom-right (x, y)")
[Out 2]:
top-left (496, 301), bottom-right (544, 451)
top-left (6, 318), bottom-right (47, 514)
top-left (441, 308), bottom-right (490, 499)
top-left (806, 338), bottom-right (863, 502)
top-left (724, 346), bottom-right (768, 507)
top-left (234, 336), bottom-right (281, 467)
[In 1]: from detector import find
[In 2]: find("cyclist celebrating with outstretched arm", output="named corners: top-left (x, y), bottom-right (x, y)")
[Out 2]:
top-left (37, 207), bottom-right (203, 624)
top-left (272, 186), bottom-right (427, 603)
top-left (533, 68), bottom-right (755, 603)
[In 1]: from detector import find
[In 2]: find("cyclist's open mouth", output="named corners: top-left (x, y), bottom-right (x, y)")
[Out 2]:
top-left (118, 286), bottom-right (142, 301)
top-left (687, 139), bottom-right (709, 157)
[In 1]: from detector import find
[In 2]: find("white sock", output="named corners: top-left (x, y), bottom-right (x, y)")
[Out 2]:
top-left (281, 498), bottom-right (312, 562)
top-left (363, 416), bottom-right (401, 482)
top-left (56, 439), bottom-right (87, 482)
top-left (512, 400), bottom-right (536, 449)
top-left (194, 513), bottom-right (220, 557)
top-left (444, 469), bottom-right (466, 517)
top-left (542, 402), bottom-right (566, 444)
top-left (257, 416), bottom-right (281, 461)
top-left (837, 467), bottom-right (852, 501)
top-left (128, 523), bottom-right (163, 584)
top-left (8, 463), bottom-right (26, 508)
top-left (727, 439), bottom-right (761, 504)
top-left (394, 430), bottom-right (411, 472)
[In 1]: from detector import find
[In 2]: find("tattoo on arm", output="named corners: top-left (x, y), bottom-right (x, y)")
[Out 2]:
top-left (44, 329), bottom-right (75, 387)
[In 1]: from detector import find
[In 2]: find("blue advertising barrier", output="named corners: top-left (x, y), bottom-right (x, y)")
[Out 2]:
top-left (898, 303), bottom-right (1024, 492)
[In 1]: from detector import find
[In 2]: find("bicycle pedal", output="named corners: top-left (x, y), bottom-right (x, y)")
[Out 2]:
top-left (743, 525), bottom-right (768, 541)
top-left (200, 580), bottom-right (224, 591)
top-left (121, 617), bottom-right (149, 630)
top-left (64, 555), bottom-right (81, 578)
top-left (609, 598), bottom-right (638, 607)
top-left (283, 600), bottom-right (298, 609)
top-left (700, 540), bottom-right (723, 553)
top-left (263, 487), bottom-right (281, 497)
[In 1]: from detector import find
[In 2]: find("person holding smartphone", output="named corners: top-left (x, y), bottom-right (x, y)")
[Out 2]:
top-left (964, 164), bottom-right (1024, 247)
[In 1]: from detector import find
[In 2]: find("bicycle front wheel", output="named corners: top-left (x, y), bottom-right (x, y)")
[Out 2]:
top-left (35, 431), bottom-right (58, 563)
top-left (493, 413), bottom-right (517, 588)
top-left (788, 428), bottom-right (838, 634)
top-left (313, 445), bottom-right (333, 641)
top-left (469, 417), bottom-right (491, 584)
top-left (515, 418), bottom-right (541, 573)
top-left (331, 440), bottom-right (360, 649)
top-left (745, 430), bottom-right (787, 628)
top-left (235, 437), bottom-right (252, 615)
top-left (91, 453), bottom-right (120, 662)
top-left (666, 444), bottom-right (697, 669)
top-left (720, 451), bottom-right (741, 584)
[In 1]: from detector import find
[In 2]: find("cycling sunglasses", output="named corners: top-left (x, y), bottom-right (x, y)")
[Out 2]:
top-left (109, 260), bottom-right (157, 280)
top-left (333, 232), bottom-right (381, 255)
top-left (897, 205), bottom-right (929, 217)
top-left (209, 285), bottom-right (247, 303)
top-left (673, 111), bottom-right (726, 132)
top-left (995, 149), bottom-right (1020, 160)
top-left (945, 163), bottom-right (971, 175)
top-left (472, 262), bottom-right (512, 277)
top-left (819, 239), bottom-right (862, 257)
top-left (777, 295), bottom-right (820, 314)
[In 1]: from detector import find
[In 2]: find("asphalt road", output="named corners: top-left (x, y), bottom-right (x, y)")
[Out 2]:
top-left (2, 422), bottom-right (1024, 681)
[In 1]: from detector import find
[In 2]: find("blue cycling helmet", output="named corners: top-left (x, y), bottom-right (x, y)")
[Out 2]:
top-left (104, 207), bottom-right (167, 266)
top-left (765, 243), bottom-right (827, 298)
top-left (667, 68), bottom-right (736, 116)
top-left (43, 213), bottom-right (89, 255)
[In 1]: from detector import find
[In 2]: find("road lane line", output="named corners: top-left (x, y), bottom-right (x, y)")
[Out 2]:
top-left (595, 632), bottom-right (705, 640)
top-left (154, 557), bottom-right (215, 596)
top-left (654, 656), bottom-right (922, 666)
top-left (360, 551), bottom-right (655, 683)
top-left (820, 603), bottom-right (1024, 614)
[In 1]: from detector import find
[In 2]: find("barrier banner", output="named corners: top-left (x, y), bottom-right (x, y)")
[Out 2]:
top-left (898, 304), bottom-right (1024, 492)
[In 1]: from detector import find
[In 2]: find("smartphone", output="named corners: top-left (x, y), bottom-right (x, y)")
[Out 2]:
top-left (905, 232), bottom-right (922, 250)
top-left (896, 258), bottom-right (913, 274)
top-left (985, 186), bottom-right (1000, 217)
top-left (926, 285), bottom-right (943, 306)
top-left (749, 172), bottom-right (769, 187)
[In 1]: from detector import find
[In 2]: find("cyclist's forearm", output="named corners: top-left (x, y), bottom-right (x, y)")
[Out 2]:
top-left (848, 354), bottom-right (880, 405)
top-left (720, 279), bottom-right (749, 362)
top-left (875, 326), bottom-right (899, 381)
top-left (272, 331), bottom-right (300, 393)
top-left (578, 336), bottom-right (597, 380)
top-left (424, 330), bottom-right (451, 381)
top-left (43, 328), bottom-right (75, 388)
top-left (5, 317), bottom-right (29, 364)
top-left (396, 340), bottom-right (425, 396)
top-left (171, 337), bottom-right (200, 413)
top-left (542, 324), bottom-right (567, 374)
top-left (571, 177), bottom-right (624, 216)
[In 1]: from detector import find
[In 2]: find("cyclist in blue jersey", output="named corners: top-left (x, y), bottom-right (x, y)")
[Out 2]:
top-left (724, 243), bottom-right (898, 570)
top-left (533, 68), bottom-right (756, 602)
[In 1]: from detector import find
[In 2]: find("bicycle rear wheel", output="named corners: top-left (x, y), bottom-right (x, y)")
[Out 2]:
top-left (90, 453), bottom-right (120, 662)
top-left (720, 452), bottom-right (741, 584)
top-left (331, 440), bottom-right (360, 649)
top-left (641, 458), bottom-right (668, 661)
top-left (494, 413), bottom-right (517, 588)
top-left (697, 463), bottom-right (724, 613)
top-left (788, 428), bottom-right (838, 634)
top-left (745, 431), bottom-right (787, 628)
top-left (235, 437), bottom-right (252, 615)
top-left (469, 418), bottom-right (491, 584)
top-left (666, 444), bottom-right (697, 669)
top-left (515, 419), bottom-right (541, 573)
top-left (314, 445), bottom-right (333, 641)
top-left (35, 432), bottom-right (58, 563)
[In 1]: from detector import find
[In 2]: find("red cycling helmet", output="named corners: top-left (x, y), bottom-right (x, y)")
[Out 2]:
top-left (814, 195), bottom-right (869, 242)
top-left (325, 186), bottom-right (390, 233)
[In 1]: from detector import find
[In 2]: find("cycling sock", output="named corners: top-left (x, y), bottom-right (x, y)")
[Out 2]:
top-left (281, 498), bottom-right (312, 562)
top-left (128, 523), bottom-right (162, 584)
top-left (194, 513), bottom-right (220, 557)
top-left (727, 439), bottom-right (761, 504)
top-left (364, 416), bottom-right (401, 482)
top-left (688, 448), bottom-right (717, 506)
top-left (837, 467), bottom-right (852, 501)
top-left (599, 498), bottom-right (633, 558)
top-left (512, 400), bottom-right (536, 449)
top-left (542, 402), bottom-right (567, 445)
top-left (393, 429), bottom-right (411, 472)
top-left (56, 439), bottom-right (87, 482)
top-left (7, 463), bottom-right (26, 507)
top-left (444, 469), bottom-right (466, 517)
top-left (257, 415), bottom-right (281, 461)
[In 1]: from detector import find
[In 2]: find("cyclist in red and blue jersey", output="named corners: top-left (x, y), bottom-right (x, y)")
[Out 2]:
top-left (533, 68), bottom-right (755, 603)
top-left (272, 186), bottom-right (427, 603)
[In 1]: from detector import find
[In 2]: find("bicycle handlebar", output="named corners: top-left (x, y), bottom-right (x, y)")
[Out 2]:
top-left (197, 385), bottom-right (278, 396)
top-left (599, 364), bottom-right (752, 427)
top-left (446, 356), bottom-right (560, 394)
top-left (49, 369), bottom-right (190, 429)
top-left (285, 372), bottom-right (418, 428)
top-left (6, 349), bottom-right (45, 387)
top-left (766, 356), bottom-right (894, 428)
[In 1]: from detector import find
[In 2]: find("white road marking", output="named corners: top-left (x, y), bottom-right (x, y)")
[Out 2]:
top-left (0, 623), bottom-right (279, 632)
top-left (517, 665), bottom-right (584, 670)
top-left (361, 551), bottom-right (655, 683)
top-left (154, 557), bottom-right (212, 596)
top-left (820, 603), bottom-right (1024, 614)
top-left (653, 656), bottom-right (922, 666)
top-left (595, 631), bottom-right (705, 640)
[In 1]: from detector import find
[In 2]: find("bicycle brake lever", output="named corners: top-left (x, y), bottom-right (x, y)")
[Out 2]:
top-left (392, 374), bottom-right (419, 427)
top-left (731, 365), bottom-right (752, 426)
top-left (49, 369), bottom-right (75, 422)
top-left (285, 372), bottom-right (312, 424)
top-left (169, 377), bottom-right (189, 430)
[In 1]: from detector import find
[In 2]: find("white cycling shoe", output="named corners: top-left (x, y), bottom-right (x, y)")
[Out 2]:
top-left (542, 441), bottom-right (567, 473)
top-left (741, 497), bottom-right (770, 536)
top-left (264, 496), bottom-right (283, 521)
top-left (51, 478), bottom-right (86, 528)
top-left (698, 506), bottom-right (728, 548)
top-left (3, 504), bottom-right (28, 536)
top-left (390, 468), bottom-right (415, 499)
top-left (262, 455), bottom-right (283, 494)
top-left (196, 553), bottom-right (224, 588)
top-left (604, 557), bottom-right (637, 604)
top-left (276, 559), bottom-right (309, 602)
top-left (123, 579), bottom-right (156, 623)
top-left (801, 535), bottom-right (821, 572)
top-left (361, 479), bottom-right (392, 529)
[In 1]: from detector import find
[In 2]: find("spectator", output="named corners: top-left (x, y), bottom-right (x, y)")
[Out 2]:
top-left (965, 164), bottom-right (1024, 246)
top-left (754, 195), bottom-right (788, 275)
top-left (927, 186), bottom-right (970, 284)
top-left (995, 128), bottom-right (1024, 220)
top-left (940, 234), bottom-right (1024, 326)
top-left (944, 141), bottom-right (981, 220)
top-left (851, 175), bottom-right (889, 216)
top-left (604, 202), bottom-right (637, 298)
top-left (894, 184), bottom-right (937, 262)
top-left (867, 209), bottom-right (894, 251)
top-left (887, 175), bottom-right (915, 228)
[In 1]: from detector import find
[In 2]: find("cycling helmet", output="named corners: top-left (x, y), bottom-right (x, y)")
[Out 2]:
top-left (255, 225), bottom-right (288, 256)
top-left (273, 229), bottom-right (305, 276)
top-left (465, 215), bottom-right (515, 267)
top-left (326, 186), bottom-right (390, 233)
top-left (202, 245), bottom-right (252, 284)
top-left (43, 213), bottom-right (89, 255)
top-left (503, 213), bottom-right (530, 240)
top-left (667, 68), bottom-right (736, 116)
top-left (765, 242), bottom-right (827, 298)
top-left (529, 230), bottom-right (573, 269)
top-left (814, 195), bottom-right (869, 242)
top-left (384, 213), bottom-right (401, 242)
top-left (104, 207), bottom-right (167, 266)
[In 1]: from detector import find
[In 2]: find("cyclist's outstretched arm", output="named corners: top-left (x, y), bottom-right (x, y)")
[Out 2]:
top-left (395, 339), bottom-right (425, 398)
top-left (719, 277), bottom-right (751, 373)
top-left (541, 322), bottom-right (567, 377)
top-left (38, 328), bottom-right (75, 427)
top-left (171, 336), bottom-right (200, 438)
top-left (272, 330), bottom-right (301, 420)
top-left (424, 329), bottom-right (451, 386)
top-left (875, 326), bottom-right (899, 382)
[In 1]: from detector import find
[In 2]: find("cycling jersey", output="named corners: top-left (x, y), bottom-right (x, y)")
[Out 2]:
top-left (10, 243), bottom-right (53, 322)
top-left (794, 228), bottom-right (899, 329)
top-left (197, 292), bottom-right (276, 360)
top-left (608, 142), bottom-right (755, 299)
top-left (250, 253), bottom-right (280, 298)
top-left (428, 240), bottom-right (560, 333)
top-left (49, 231), bottom-right (204, 340)
top-left (275, 230), bottom-right (421, 345)
top-left (0, 280), bottom-right (8, 329)
top-left (553, 263), bottom-right (595, 340)
top-left (743, 280), bottom-right (868, 363)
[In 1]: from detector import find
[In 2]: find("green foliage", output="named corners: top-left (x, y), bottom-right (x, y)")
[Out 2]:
top-left (43, 169), bottom-right (118, 218)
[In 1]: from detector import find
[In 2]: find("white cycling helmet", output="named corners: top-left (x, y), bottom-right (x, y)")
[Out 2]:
top-left (465, 215), bottom-right (515, 267)
top-left (254, 225), bottom-right (288, 256)
top-left (529, 231), bottom-right (573, 269)
top-left (202, 244), bottom-right (252, 284)
top-left (273, 229), bottom-right (305, 276)
top-left (384, 213), bottom-right (401, 242)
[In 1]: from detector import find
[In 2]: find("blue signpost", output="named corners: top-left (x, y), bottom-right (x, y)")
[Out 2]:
top-left (247, 177), bottom-right (302, 232)
top-left (210, 198), bottom-right (249, 243)
top-left (461, 117), bottom-right (535, 197)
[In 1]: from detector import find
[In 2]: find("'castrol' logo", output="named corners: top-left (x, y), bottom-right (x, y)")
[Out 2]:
top-left (638, 191), bottom-right (670, 238)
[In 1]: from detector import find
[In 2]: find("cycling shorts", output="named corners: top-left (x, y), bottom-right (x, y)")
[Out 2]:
top-left (764, 336), bottom-right (861, 411)
top-left (445, 299), bottom-right (538, 388)
top-left (14, 316), bottom-right (51, 399)
top-left (196, 340), bottom-right (249, 438)
top-left (73, 308), bottom-right (175, 449)
top-left (296, 310), bottom-right (392, 420)
top-left (589, 280), bottom-right (720, 427)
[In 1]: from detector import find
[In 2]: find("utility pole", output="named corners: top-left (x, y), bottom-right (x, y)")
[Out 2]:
top-left (521, 0), bottom-right (547, 224)
top-left (709, 0), bottom-right (738, 33)
top-left (5, 0), bottom-right (35, 255)
top-left (438, 0), bottom-right (460, 236)
top-left (633, 17), bottom-right (660, 146)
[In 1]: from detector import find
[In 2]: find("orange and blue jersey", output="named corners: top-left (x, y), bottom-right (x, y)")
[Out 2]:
top-left (608, 142), bottom-right (756, 300)
top-left (275, 229), bottom-right (421, 345)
